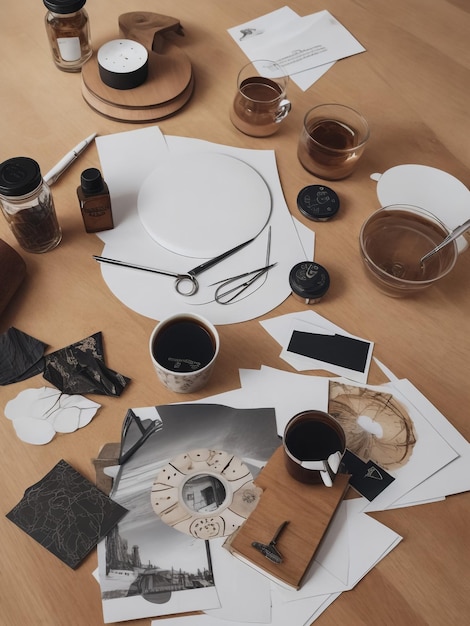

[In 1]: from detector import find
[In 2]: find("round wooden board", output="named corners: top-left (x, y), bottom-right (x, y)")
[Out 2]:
top-left (81, 72), bottom-right (194, 122)
top-left (81, 47), bottom-right (194, 122)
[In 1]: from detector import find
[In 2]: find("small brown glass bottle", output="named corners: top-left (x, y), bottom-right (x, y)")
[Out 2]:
top-left (77, 168), bottom-right (114, 233)
top-left (43, 0), bottom-right (92, 72)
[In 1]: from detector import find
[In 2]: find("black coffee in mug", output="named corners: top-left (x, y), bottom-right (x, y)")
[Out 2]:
top-left (285, 420), bottom-right (342, 461)
top-left (283, 410), bottom-right (346, 485)
top-left (152, 319), bottom-right (215, 373)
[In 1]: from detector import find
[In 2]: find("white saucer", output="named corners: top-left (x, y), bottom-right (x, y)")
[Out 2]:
top-left (138, 152), bottom-right (272, 258)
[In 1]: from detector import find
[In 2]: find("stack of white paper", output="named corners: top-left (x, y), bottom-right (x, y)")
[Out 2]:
top-left (227, 7), bottom-right (366, 91)
top-left (97, 310), bottom-right (469, 626)
top-left (158, 310), bottom-right (469, 625)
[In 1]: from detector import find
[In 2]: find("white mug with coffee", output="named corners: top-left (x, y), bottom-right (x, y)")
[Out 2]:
top-left (149, 313), bottom-right (219, 393)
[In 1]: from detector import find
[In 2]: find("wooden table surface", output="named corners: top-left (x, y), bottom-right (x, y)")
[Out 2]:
top-left (1, 1), bottom-right (469, 624)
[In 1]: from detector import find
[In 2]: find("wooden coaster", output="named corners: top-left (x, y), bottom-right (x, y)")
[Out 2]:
top-left (81, 12), bottom-right (194, 122)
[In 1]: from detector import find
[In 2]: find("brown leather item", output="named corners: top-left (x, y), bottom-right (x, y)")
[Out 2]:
top-left (0, 239), bottom-right (26, 316)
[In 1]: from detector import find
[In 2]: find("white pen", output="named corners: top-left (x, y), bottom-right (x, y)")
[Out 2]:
top-left (44, 132), bottom-right (97, 185)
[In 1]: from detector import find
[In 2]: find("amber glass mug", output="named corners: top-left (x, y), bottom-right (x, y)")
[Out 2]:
top-left (230, 60), bottom-right (291, 137)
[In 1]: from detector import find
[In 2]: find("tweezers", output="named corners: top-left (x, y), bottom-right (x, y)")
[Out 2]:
top-left (213, 226), bottom-right (275, 304)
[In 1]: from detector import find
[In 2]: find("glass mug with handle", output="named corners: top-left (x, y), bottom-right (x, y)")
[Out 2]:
top-left (230, 60), bottom-right (291, 137)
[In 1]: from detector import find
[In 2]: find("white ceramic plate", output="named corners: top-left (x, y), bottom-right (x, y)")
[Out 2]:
top-left (138, 152), bottom-right (272, 258)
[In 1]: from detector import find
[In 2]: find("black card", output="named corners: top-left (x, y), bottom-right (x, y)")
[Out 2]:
top-left (340, 449), bottom-right (395, 501)
top-left (6, 459), bottom-right (128, 569)
top-left (0, 327), bottom-right (47, 385)
top-left (43, 332), bottom-right (130, 396)
top-left (287, 331), bottom-right (371, 373)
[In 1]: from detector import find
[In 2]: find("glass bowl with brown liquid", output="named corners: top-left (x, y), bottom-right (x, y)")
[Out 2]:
top-left (297, 103), bottom-right (370, 179)
top-left (359, 204), bottom-right (459, 297)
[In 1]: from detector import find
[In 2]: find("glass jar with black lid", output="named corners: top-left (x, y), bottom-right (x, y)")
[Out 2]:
top-left (43, 0), bottom-right (92, 72)
top-left (0, 157), bottom-right (62, 253)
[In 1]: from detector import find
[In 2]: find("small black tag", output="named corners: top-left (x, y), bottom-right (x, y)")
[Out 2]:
top-left (340, 449), bottom-right (395, 501)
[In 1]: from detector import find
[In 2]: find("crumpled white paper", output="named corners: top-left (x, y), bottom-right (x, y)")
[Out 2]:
top-left (4, 386), bottom-right (101, 444)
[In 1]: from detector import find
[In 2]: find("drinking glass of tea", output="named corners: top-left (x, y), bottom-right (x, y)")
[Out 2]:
top-left (230, 60), bottom-right (291, 137)
top-left (297, 103), bottom-right (370, 180)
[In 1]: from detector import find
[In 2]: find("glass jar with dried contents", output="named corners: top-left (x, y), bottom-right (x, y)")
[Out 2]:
top-left (0, 157), bottom-right (62, 253)
top-left (43, 0), bottom-right (92, 72)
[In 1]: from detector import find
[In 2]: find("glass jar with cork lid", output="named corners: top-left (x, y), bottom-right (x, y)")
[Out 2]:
top-left (0, 157), bottom-right (62, 253)
top-left (43, 0), bottom-right (92, 72)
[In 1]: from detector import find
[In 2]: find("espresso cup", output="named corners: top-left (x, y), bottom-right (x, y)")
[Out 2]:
top-left (283, 410), bottom-right (346, 487)
top-left (359, 204), bottom-right (459, 297)
top-left (149, 313), bottom-right (219, 393)
top-left (230, 59), bottom-right (291, 137)
top-left (297, 103), bottom-right (370, 180)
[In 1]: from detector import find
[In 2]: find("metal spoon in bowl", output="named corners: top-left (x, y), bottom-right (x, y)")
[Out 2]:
top-left (420, 217), bottom-right (470, 265)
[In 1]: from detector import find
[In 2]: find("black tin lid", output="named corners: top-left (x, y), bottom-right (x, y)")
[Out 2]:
top-left (297, 185), bottom-right (340, 221)
top-left (0, 157), bottom-right (42, 196)
top-left (43, 0), bottom-right (86, 14)
top-left (289, 261), bottom-right (330, 301)
top-left (80, 168), bottom-right (105, 194)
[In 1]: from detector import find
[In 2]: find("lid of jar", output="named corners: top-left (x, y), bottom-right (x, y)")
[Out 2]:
top-left (0, 157), bottom-right (42, 197)
top-left (297, 185), bottom-right (340, 221)
top-left (289, 261), bottom-right (330, 299)
top-left (43, 0), bottom-right (86, 13)
top-left (80, 168), bottom-right (104, 194)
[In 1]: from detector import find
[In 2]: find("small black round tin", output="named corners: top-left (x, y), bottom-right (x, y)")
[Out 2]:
top-left (297, 185), bottom-right (340, 221)
top-left (289, 261), bottom-right (330, 304)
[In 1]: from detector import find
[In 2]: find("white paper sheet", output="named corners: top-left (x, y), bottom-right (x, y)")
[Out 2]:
top-left (251, 11), bottom-right (365, 75)
top-left (239, 366), bottom-right (329, 435)
top-left (273, 497), bottom-right (402, 604)
top-left (194, 365), bottom-right (329, 437)
top-left (227, 8), bottom-right (364, 91)
top-left (204, 537), bottom-right (271, 623)
top-left (374, 359), bottom-right (470, 505)
top-left (261, 311), bottom-right (374, 383)
top-left (345, 499), bottom-right (403, 586)
top-left (336, 379), bottom-right (460, 513)
top-left (377, 375), bottom-right (470, 505)
top-left (95, 129), bottom-right (308, 325)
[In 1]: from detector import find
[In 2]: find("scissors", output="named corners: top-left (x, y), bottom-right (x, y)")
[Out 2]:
top-left (93, 235), bottom-right (259, 296)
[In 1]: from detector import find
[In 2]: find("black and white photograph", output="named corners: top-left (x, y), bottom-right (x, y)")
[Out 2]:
top-left (98, 403), bottom-right (280, 622)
